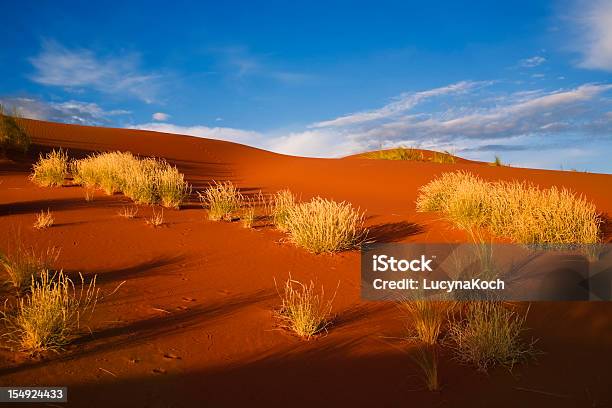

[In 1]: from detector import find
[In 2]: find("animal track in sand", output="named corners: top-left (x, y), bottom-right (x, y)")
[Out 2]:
top-left (152, 368), bottom-right (167, 375)
top-left (163, 352), bottom-right (182, 360)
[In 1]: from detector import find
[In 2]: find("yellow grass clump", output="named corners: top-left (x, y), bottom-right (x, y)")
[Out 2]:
top-left (118, 205), bottom-right (138, 219)
top-left (30, 149), bottom-right (68, 187)
top-left (0, 104), bottom-right (30, 153)
top-left (241, 198), bottom-right (256, 228)
top-left (400, 300), bottom-right (455, 345)
top-left (363, 147), bottom-right (425, 161)
top-left (284, 197), bottom-right (366, 253)
top-left (411, 345), bottom-right (441, 391)
top-left (271, 189), bottom-right (296, 231)
top-left (447, 302), bottom-right (535, 373)
top-left (431, 151), bottom-right (456, 164)
top-left (198, 181), bottom-right (243, 221)
top-left (416, 171), bottom-right (601, 245)
top-left (71, 152), bottom-right (190, 208)
top-left (33, 209), bottom-right (54, 229)
top-left (1, 270), bottom-right (98, 352)
top-left (146, 208), bottom-right (164, 227)
top-left (0, 245), bottom-right (59, 293)
top-left (275, 276), bottom-right (336, 340)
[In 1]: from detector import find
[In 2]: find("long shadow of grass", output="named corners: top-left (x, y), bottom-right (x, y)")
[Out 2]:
top-left (367, 221), bottom-right (424, 243)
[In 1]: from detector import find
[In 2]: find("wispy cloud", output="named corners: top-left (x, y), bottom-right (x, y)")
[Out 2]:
top-left (129, 122), bottom-right (265, 146)
top-left (213, 46), bottom-right (311, 84)
top-left (1, 97), bottom-right (130, 125)
top-left (29, 40), bottom-right (162, 103)
top-left (311, 81), bottom-right (487, 128)
top-left (569, 0), bottom-right (612, 72)
top-left (519, 56), bottom-right (546, 68)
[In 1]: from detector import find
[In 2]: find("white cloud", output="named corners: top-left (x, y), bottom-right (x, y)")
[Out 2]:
top-left (311, 81), bottom-right (485, 128)
top-left (0, 97), bottom-right (130, 125)
top-left (129, 122), bottom-right (265, 146)
top-left (519, 56), bottom-right (546, 68)
top-left (152, 112), bottom-right (170, 121)
top-left (128, 82), bottom-right (612, 164)
top-left (570, 0), bottom-right (612, 71)
top-left (29, 40), bottom-right (162, 103)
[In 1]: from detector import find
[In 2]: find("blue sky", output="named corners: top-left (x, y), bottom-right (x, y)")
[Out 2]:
top-left (1, 0), bottom-right (611, 172)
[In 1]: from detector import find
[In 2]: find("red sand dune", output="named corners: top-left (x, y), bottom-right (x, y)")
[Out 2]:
top-left (0, 119), bottom-right (611, 407)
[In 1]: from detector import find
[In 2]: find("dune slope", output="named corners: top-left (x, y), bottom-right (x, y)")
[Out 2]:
top-left (0, 119), bottom-right (610, 407)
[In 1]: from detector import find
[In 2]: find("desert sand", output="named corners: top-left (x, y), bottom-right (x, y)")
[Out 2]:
top-left (0, 119), bottom-right (611, 407)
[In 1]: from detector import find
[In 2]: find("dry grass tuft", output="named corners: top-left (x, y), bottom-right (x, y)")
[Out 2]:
top-left (411, 345), bottom-right (441, 391)
top-left (198, 181), bottom-right (243, 221)
top-left (146, 208), bottom-right (164, 227)
top-left (363, 147), bottom-right (424, 161)
top-left (447, 302), bottom-right (536, 373)
top-left (400, 300), bottom-right (455, 345)
top-left (118, 205), bottom-right (138, 219)
top-left (490, 155), bottom-right (504, 167)
top-left (431, 151), bottom-right (456, 164)
top-left (284, 197), bottom-right (366, 253)
top-left (0, 104), bottom-right (30, 154)
top-left (271, 189), bottom-right (296, 231)
top-left (30, 149), bottom-right (68, 187)
top-left (0, 245), bottom-right (59, 293)
top-left (1, 270), bottom-right (98, 352)
top-left (33, 209), bottom-right (54, 229)
top-left (241, 198), bottom-right (256, 228)
top-left (71, 152), bottom-right (190, 208)
top-left (416, 171), bottom-right (601, 245)
top-left (275, 276), bottom-right (336, 339)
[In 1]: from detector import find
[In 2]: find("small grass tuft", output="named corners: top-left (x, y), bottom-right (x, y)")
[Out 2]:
top-left (198, 181), bottom-right (243, 221)
top-left (431, 150), bottom-right (456, 164)
top-left (400, 300), bottom-right (455, 345)
top-left (146, 208), bottom-right (164, 227)
top-left (447, 302), bottom-right (536, 373)
top-left (491, 155), bottom-right (504, 167)
top-left (0, 104), bottom-right (30, 154)
top-left (30, 149), bottom-right (68, 187)
top-left (284, 197), bottom-right (366, 253)
top-left (275, 276), bottom-right (336, 340)
top-left (241, 198), bottom-right (255, 228)
top-left (118, 205), bottom-right (138, 219)
top-left (271, 189), bottom-right (296, 231)
top-left (33, 209), bottom-right (54, 229)
top-left (1, 270), bottom-right (98, 353)
top-left (0, 245), bottom-right (59, 293)
top-left (411, 345), bottom-right (441, 391)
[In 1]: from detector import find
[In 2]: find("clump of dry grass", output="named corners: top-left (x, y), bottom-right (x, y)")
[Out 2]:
top-left (241, 198), bottom-right (256, 228)
top-left (271, 189), bottom-right (296, 231)
top-left (0, 245), bottom-right (59, 293)
top-left (198, 181), bottom-right (243, 221)
top-left (84, 189), bottom-right (94, 202)
top-left (30, 149), bottom-right (68, 187)
top-left (363, 147), bottom-right (424, 161)
top-left (0, 104), bottom-right (30, 154)
top-left (156, 165), bottom-right (191, 209)
top-left (431, 150), bottom-right (456, 164)
top-left (118, 205), bottom-right (138, 219)
top-left (411, 345), bottom-right (441, 391)
top-left (275, 276), bottom-right (336, 340)
top-left (490, 155), bottom-right (504, 167)
top-left (416, 171), bottom-right (601, 245)
top-left (71, 152), bottom-right (190, 208)
top-left (284, 197), bottom-right (366, 253)
top-left (447, 302), bottom-right (536, 373)
top-left (1, 270), bottom-right (98, 352)
top-left (400, 300), bottom-right (455, 345)
top-left (33, 209), bottom-right (54, 229)
top-left (146, 208), bottom-right (164, 227)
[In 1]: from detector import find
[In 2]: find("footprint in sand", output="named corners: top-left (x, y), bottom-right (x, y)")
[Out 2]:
top-left (163, 352), bottom-right (182, 360)
top-left (152, 368), bottom-right (167, 375)
top-left (182, 297), bottom-right (196, 302)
